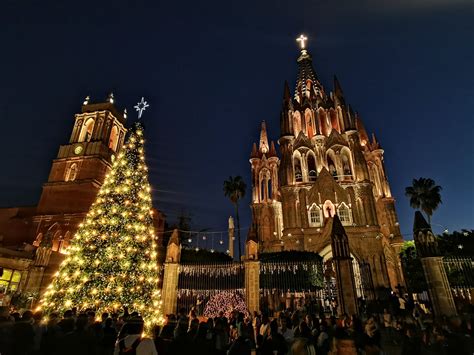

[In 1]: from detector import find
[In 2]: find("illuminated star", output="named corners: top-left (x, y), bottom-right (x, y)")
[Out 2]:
top-left (134, 97), bottom-right (149, 119)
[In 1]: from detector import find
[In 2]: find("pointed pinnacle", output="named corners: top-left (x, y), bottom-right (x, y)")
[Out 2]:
top-left (334, 75), bottom-right (344, 96)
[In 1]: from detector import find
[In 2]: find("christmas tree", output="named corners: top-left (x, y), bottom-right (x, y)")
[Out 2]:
top-left (203, 291), bottom-right (249, 319)
top-left (39, 121), bottom-right (164, 328)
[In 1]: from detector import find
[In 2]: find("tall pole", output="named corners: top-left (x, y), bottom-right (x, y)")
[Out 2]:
top-left (228, 216), bottom-right (235, 259)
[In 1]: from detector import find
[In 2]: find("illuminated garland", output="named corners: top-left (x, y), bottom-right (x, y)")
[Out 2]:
top-left (39, 122), bottom-right (164, 329)
top-left (179, 263), bottom-right (244, 277)
top-left (203, 290), bottom-right (249, 319)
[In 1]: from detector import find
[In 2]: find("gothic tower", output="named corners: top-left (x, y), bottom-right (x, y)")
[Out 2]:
top-left (249, 36), bottom-right (405, 290)
top-left (249, 122), bottom-right (283, 250)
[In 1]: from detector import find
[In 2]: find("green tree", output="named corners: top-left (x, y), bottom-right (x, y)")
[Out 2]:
top-left (399, 241), bottom-right (427, 293)
top-left (223, 176), bottom-right (246, 260)
top-left (40, 122), bottom-right (163, 329)
top-left (405, 177), bottom-right (442, 223)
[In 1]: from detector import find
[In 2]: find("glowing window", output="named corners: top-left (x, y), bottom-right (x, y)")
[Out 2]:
top-left (309, 206), bottom-right (322, 227)
top-left (338, 204), bottom-right (352, 225)
top-left (65, 163), bottom-right (78, 182)
top-left (109, 126), bottom-right (119, 151)
top-left (79, 118), bottom-right (95, 142)
top-left (307, 154), bottom-right (317, 181)
top-left (0, 269), bottom-right (22, 293)
top-left (294, 158), bottom-right (302, 182)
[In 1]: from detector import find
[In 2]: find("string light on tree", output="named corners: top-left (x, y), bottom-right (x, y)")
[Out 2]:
top-left (39, 101), bottom-right (164, 331)
top-left (203, 291), bottom-right (249, 319)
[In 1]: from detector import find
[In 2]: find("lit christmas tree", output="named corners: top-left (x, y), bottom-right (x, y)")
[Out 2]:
top-left (39, 119), bottom-right (164, 328)
top-left (203, 291), bottom-right (249, 319)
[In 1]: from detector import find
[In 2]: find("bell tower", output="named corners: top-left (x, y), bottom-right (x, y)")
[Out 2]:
top-left (36, 94), bottom-right (127, 215)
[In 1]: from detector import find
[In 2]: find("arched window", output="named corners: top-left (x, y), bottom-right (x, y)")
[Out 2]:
top-left (65, 163), bottom-right (78, 182)
top-left (294, 158), bottom-right (303, 182)
top-left (109, 125), bottom-right (119, 151)
top-left (307, 154), bottom-right (317, 182)
top-left (305, 109), bottom-right (314, 138)
top-left (308, 205), bottom-right (322, 227)
top-left (268, 178), bottom-right (272, 200)
top-left (51, 231), bottom-right (62, 252)
top-left (327, 154), bottom-right (337, 178)
top-left (337, 203), bottom-right (352, 225)
top-left (79, 118), bottom-right (95, 142)
top-left (318, 109), bottom-right (329, 136)
top-left (341, 151), bottom-right (353, 179)
top-left (260, 179), bottom-right (266, 202)
top-left (293, 111), bottom-right (302, 136)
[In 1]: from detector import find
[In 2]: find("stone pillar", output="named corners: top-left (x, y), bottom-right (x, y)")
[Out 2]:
top-left (24, 247), bottom-right (52, 295)
top-left (413, 211), bottom-right (457, 317)
top-left (245, 260), bottom-right (260, 314)
top-left (161, 229), bottom-right (181, 315)
top-left (162, 263), bottom-right (179, 315)
top-left (420, 257), bottom-right (457, 316)
top-left (330, 216), bottom-right (358, 316)
top-left (228, 216), bottom-right (235, 259)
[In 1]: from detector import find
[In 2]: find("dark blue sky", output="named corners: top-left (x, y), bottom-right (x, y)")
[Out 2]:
top-left (1, 0), bottom-right (473, 246)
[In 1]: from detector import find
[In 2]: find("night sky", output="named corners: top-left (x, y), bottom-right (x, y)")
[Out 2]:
top-left (1, 0), bottom-right (473, 247)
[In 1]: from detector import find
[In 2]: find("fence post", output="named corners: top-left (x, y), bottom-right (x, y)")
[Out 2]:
top-left (413, 212), bottom-right (457, 317)
top-left (421, 257), bottom-right (457, 316)
top-left (245, 238), bottom-right (260, 314)
top-left (162, 229), bottom-right (180, 316)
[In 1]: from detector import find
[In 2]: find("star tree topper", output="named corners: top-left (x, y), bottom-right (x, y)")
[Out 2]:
top-left (134, 97), bottom-right (150, 119)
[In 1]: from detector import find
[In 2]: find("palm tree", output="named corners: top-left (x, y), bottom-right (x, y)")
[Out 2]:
top-left (405, 177), bottom-right (442, 224)
top-left (223, 176), bottom-right (247, 260)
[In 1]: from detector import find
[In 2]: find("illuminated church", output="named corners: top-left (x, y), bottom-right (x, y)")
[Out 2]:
top-left (248, 36), bottom-right (405, 290)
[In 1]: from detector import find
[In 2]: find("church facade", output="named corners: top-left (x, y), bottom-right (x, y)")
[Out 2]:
top-left (248, 40), bottom-right (404, 290)
top-left (0, 95), bottom-right (165, 302)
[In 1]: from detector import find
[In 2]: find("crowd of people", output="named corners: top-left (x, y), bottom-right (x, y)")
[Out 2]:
top-left (0, 297), bottom-right (473, 355)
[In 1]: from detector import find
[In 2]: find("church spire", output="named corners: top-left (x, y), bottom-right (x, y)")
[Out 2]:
top-left (259, 121), bottom-right (269, 154)
top-left (294, 34), bottom-right (322, 101)
top-left (355, 114), bottom-right (369, 146)
top-left (333, 75), bottom-right (346, 106)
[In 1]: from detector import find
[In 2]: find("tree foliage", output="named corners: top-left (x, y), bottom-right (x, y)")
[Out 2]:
top-left (400, 241), bottom-right (427, 293)
top-left (405, 177), bottom-right (442, 223)
top-left (40, 123), bottom-right (163, 329)
top-left (223, 176), bottom-right (246, 260)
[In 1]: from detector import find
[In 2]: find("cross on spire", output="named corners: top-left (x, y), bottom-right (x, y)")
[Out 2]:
top-left (296, 34), bottom-right (308, 50)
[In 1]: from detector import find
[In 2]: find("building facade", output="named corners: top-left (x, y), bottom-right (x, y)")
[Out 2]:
top-left (0, 95), bottom-right (165, 302)
top-left (248, 41), bottom-right (404, 290)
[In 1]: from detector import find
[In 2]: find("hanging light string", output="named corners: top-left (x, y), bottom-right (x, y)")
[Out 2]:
top-left (157, 227), bottom-right (250, 235)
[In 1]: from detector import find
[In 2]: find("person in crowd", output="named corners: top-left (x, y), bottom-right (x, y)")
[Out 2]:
top-left (0, 306), bottom-right (14, 355)
top-left (260, 319), bottom-right (288, 355)
top-left (228, 321), bottom-right (255, 355)
top-left (12, 310), bottom-right (35, 355)
top-left (114, 316), bottom-right (157, 355)
top-left (278, 315), bottom-right (294, 346)
top-left (101, 317), bottom-right (117, 355)
top-left (4, 295), bottom-right (474, 355)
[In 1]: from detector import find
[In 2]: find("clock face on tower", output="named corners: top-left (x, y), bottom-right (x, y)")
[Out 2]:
top-left (74, 145), bottom-right (83, 155)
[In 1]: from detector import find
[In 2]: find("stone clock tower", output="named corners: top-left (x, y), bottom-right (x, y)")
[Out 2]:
top-left (32, 94), bottom-right (128, 252)
top-left (36, 94), bottom-right (127, 215)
